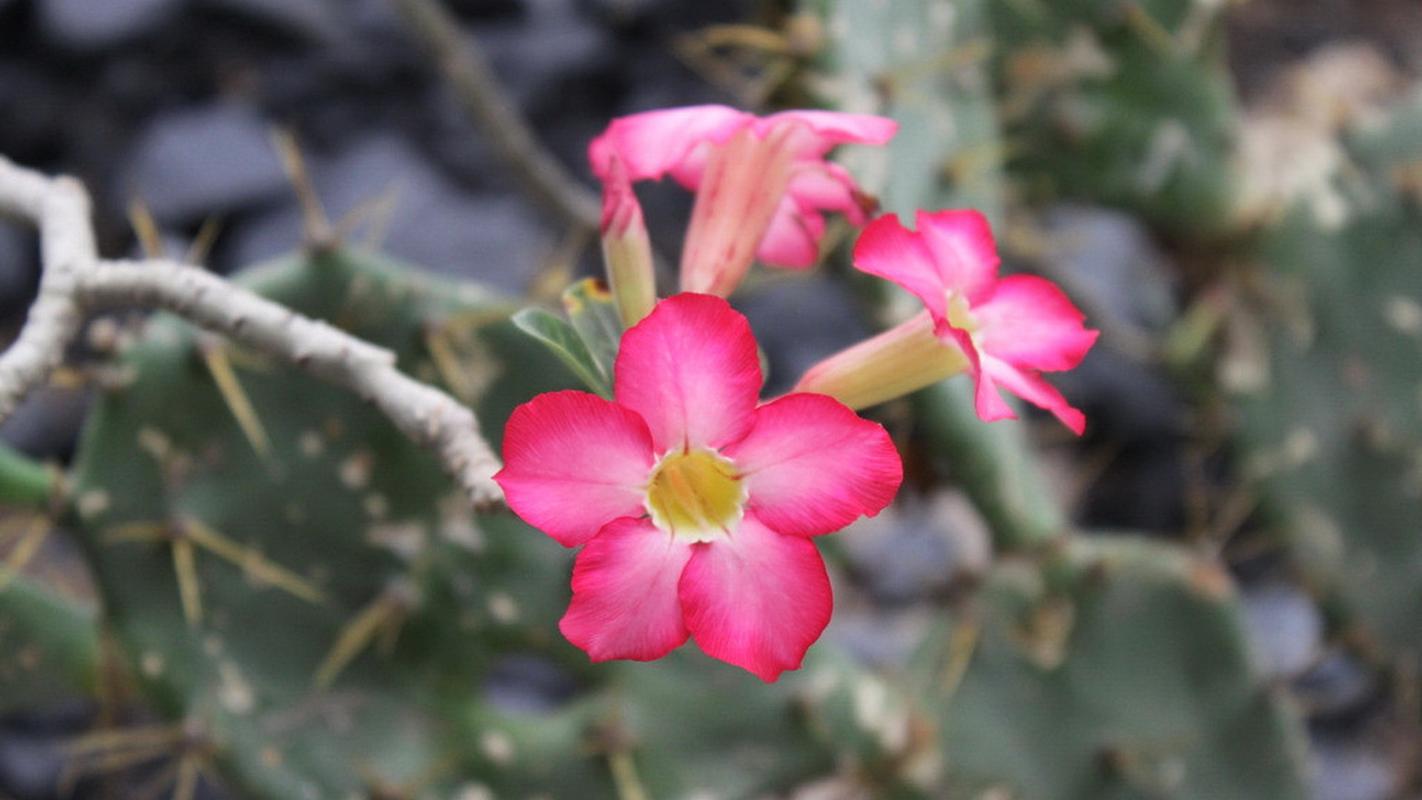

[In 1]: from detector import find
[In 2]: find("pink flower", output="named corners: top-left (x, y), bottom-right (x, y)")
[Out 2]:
top-left (851, 210), bottom-right (1099, 434)
top-left (494, 293), bottom-right (903, 681)
top-left (588, 105), bottom-right (897, 297)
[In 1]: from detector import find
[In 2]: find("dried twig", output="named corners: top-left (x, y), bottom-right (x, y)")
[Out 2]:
top-left (389, 0), bottom-right (601, 232)
top-left (0, 156), bottom-right (503, 508)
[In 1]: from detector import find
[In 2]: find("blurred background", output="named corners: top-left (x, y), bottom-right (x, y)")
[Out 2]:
top-left (0, 0), bottom-right (1420, 798)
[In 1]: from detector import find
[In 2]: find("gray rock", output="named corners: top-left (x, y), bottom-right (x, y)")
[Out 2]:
top-left (0, 386), bottom-right (92, 460)
top-left (481, 655), bottom-right (578, 714)
top-left (1310, 736), bottom-right (1398, 800)
top-left (1294, 651), bottom-right (1376, 718)
top-left (0, 729), bottom-right (67, 798)
top-left (123, 103), bottom-right (289, 225)
top-left (201, 0), bottom-right (346, 42)
top-left (476, 0), bottom-right (614, 112)
top-left (738, 276), bottom-right (871, 395)
top-left (840, 491), bottom-right (992, 607)
top-left (0, 222), bottom-right (38, 318)
top-left (1040, 205), bottom-right (1189, 440)
top-left (37, 0), bottom-right (184, 50)
top-left (1039, 204), bottom-right (1177, 330)
top-left (224, 133), bottom-right (554, 293)
top-left (1241, 580), bottom-right (1323, 679)
top-left (828, 605), bottom-right (936, 668)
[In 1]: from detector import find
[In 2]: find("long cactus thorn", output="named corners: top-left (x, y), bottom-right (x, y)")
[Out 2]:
top-left (528, 225), bottom-right (593, 303)
top-left (126, 198), bottom-right (165, 260)
top-left (0, 515), bottom-right (50, 591)
top-left (61, 721), bottom-right (189, 793)
top-left (184, 217), bottom-right (225, 267)
top-left (938, 617), bottom-right (980, 697)
top-left (271, 128), bottom-right (337, 252)
top-left (335, 179), bottom-right (402, 251)
top-left (1121, 2), bottom-right (1179, 56)
top-left (179, 516), bottom-right (326, 605)
top-left (197, 337), bottom-right (274, 461)
top-left (172, 536), bottom-right (203, 627)
top-left (423, 324), bottom-right (480, 404)
top-left (314, 580), bottom-right (417, 689)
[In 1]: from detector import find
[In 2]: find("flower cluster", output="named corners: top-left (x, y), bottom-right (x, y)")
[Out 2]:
top-left (498, 105), bottom-right (1097, 680)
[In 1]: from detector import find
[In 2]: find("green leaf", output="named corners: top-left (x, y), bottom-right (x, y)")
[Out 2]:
top-left (0, 440), bottom-right (54, 510)
top-left (561, 278), bottom-right (624, 385)
top-left (512, 306), bottom-right (612, 397)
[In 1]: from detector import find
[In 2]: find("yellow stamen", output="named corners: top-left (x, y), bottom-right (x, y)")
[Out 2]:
top-left (645, 449), bottom-right (745, 541)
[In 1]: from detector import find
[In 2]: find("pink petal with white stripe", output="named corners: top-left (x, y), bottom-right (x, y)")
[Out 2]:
top-left (982, 356), bottom-right (1088, 435)
top-left (678, 515), bottom-right (832, 682)
top-left (756, 110), bottom-right (899, 149)
top-left (724, 394), bottom-right (902, 537)
top-left (914, 208), bottom-right (1000, 304)
top-left (853, 213), bottom-right (952, 322)
top-left (756, 197), bottom-right (824, 269)
top-left (614, 293), bottom-right (762, 453)
top-left (559, 518), bottom-right (694, 662)
top-left (494, 391), bottom-right (655, 547)
top-left (974, 275), bottom-right (1099, 372)
top-left (588, 105), bottom-right (749, 184)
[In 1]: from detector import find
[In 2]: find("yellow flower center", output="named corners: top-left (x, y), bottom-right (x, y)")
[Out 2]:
top-left (946, 292), bottom-right (979, 333)
top-left (645, 448), bottom-right (745, 541)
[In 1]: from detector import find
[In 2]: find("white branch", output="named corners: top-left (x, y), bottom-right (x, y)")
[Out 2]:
top-left (0, 162), bottom-right (94, 419)
top-left (0, 156), bottom-right (503, 508)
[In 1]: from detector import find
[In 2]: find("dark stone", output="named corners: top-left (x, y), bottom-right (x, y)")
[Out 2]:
top-left (1038, 205), bottom-right (1188, 441)
top-left (0, 223), bottom-right (39, 324)
top-left (222, 133), bottom-right (555, 293)
top-left (1056, 345), bottom-right (1188, 442)
top-left (473, 0), bottom-right (617, 115)
top-left (199, 0), bottom-right (347, 43)
top-left (0, 386), bottom-right (92, 462)
top-left (1039, 205), bottom-right (1177, 330)
top-left (840, 492), bottom-right (991, 607)
top-left (0, 726), bottom-right (68, 798)
top-left (122, 103), bottom-right (290, 225)
top-left (1309, 734), bottom-right (1398, 800)
top-left (1240, 580), bottom-right (1322, 679)
top-left (0, 700), bottom-right (95, 799)
top-left (738, 276), bottom-right (871, 395)
top-left (37, 0), bottom-right (185, 50)
top-left (1293, 651), bottom-right (1377, 721)
top-left (481, 655), bottom-right (579, 714)
top-left (1079, 442), bottom-right (1187, 533)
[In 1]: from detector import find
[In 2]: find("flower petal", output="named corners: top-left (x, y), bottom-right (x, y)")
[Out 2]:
top-left (560, 518), bottom-right (693, 662)
top-left (724, 394), bottom-right (902, 536)
top-left (983, 356), bottom-right (1088, 435)
top-left (614, 293), bottom-right (762, 453)
top-left (853, 213), bottom-right (950, 322)
top-left (914, 208), bottom-right (1000, 303)
top-left (973, 275), bottom-right (1100, 372)
top-left (972, 368), bottom-right (1018, 424)
top-left (756, 196), bottom-right (823, 269)
top-left (679, 515), bottom-right (832, 682)
top-left (756, 111), bottom-right (899, 149)
top-left (494, 390), bottom-right (655, 547)
top-left (793, 162), bottom-right (872, 225)
top-left (589, 105), bottom-right (749, 183)
top-left (756, 162), bottom-right (871, 269)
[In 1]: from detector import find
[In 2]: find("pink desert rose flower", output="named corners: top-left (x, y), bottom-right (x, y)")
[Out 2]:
top-left (795, 210), bottom-right (1098, 434)
top-left (853, 210), bottom-right (1099, 433)
top-left (494, 293), bottom-right (903, 681)
top-left (588, 105), bottom-right (897, 296)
